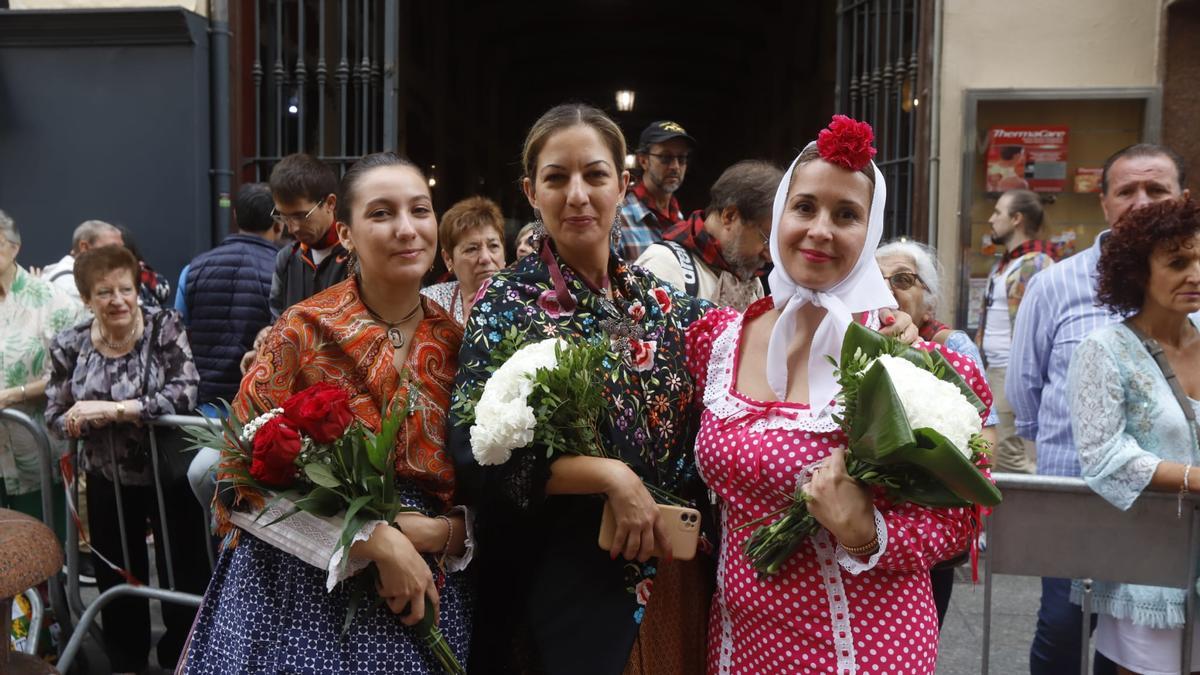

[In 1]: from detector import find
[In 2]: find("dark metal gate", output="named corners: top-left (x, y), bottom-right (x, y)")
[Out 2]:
top-left (835, 0), bottom-right (929, 241)
top-left (243, 0), bottom-right (400, 180)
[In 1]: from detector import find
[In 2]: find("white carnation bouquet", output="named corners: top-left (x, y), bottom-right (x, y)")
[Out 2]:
top-left (453, 326), bottom-right (684, 506)
top-left (742, 322), bottom-right (1002, 576)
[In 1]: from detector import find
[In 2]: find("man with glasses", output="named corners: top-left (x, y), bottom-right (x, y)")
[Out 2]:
top-left (976, 189), bottom-right (1056, 474)
top-left (266, 153), bottom-right (349, 319)
top-left (634, 160), bottom-right (780, 310)
top-left (619, 120), bottom-right (697, 261)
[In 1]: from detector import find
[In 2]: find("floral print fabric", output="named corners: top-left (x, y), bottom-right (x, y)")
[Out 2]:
top-left (449, 244), bottom-right (710, 673)
top-left (0, 266), bottom-right (86, 495)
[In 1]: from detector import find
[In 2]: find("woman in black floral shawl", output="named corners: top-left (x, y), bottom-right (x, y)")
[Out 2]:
top-left (448, 104), bottom-right (711, 674)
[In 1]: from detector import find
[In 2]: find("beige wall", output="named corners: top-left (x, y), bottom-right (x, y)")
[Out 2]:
top-left (933, 0), bottom-right (1165, 320)
top-left (10, 0), bottom-right (206, 16)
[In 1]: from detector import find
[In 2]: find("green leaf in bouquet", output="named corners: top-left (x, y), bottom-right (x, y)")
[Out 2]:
top-left (338, 495), bottom-right (376, 550)
top-left (304, 462), bottom-right (342, 489)
top-left (291, 486), bottom-right (344, 518)
top-left (845, 360), bottom-right (916, 459)
top-left (905, 428), bottom-right (1002, 507)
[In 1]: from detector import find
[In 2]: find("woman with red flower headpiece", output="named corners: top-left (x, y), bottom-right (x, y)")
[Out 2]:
top-left (180, 153), bottom-right (473, 673)
top-left (685, 115), bottom-right (994, 673)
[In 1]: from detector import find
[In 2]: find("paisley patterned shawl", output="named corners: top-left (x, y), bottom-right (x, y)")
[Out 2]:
top-left (216, 277), bottom-right (463, 539)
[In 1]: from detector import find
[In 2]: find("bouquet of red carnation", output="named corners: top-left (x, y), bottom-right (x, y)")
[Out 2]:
top-left (187, 382), bottom-right (464, 674)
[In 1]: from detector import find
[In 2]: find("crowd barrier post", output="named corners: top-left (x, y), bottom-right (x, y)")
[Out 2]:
top-left (981, 472), bottom-right (1200, 675)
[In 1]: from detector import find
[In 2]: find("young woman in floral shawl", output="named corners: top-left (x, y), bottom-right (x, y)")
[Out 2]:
top-left (448, 104), bottom-right (712, 674)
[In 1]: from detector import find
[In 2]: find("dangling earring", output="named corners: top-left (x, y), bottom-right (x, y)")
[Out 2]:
top-left (530, 212), bottom-right (548, 249)
top-left (610, 213), bottom-right (624, 252)
top-left (347, 250), bottom-right (361, 278)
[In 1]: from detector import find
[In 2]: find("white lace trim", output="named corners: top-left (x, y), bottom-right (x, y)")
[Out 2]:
top-left (327, 520), bottom-right (387, 591)
top-left (815, 529), bottom-right (857, 674)
top-left (703, 311), bottom-right (844, 431)
top-left (715, 503), bottom-right (734, 675)
top-left (835, 507), bottom-right (888, 574)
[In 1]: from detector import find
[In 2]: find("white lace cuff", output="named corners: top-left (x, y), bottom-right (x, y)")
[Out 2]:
top-left (442, 506), bottom-right (476, 573)
top-left (835, 506), bottom-right (888, 574)
top-left (326, 519), bottom-right (388, 591)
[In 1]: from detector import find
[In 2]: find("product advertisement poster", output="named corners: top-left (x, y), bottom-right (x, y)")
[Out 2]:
top-left (985, 126), bottom-right (1069, 193)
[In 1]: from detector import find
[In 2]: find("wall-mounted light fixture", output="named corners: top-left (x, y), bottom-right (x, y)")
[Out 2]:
top-left (615, 90), bottom-right (636, 112)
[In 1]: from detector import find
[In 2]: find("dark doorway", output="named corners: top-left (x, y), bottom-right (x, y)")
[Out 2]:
top-left (233, 0), bottom-right (840, 226)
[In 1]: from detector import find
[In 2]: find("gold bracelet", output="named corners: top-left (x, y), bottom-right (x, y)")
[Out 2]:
top-left (115, 401), bottom-right (126, 421)
top-left (20, 384), bottom-right (27, 401)
top-left (1180, 464), bottom-right (1192, 519)
top-left (842, 534), bottom-right (879, 557)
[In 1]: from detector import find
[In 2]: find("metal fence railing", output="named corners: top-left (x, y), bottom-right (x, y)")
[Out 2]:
top-left (983, 472), bottom-right (1200, 675)
top-left (2, 408), bottom-right (219, 671)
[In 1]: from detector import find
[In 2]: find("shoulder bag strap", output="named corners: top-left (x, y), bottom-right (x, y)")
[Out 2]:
top-left (1122, 319), bottom-right (1197, 426)
top-left (659, 240), bottom-right (700, 297)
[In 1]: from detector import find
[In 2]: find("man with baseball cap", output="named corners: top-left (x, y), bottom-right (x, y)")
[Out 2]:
top-left (619, 120), bottom-right (697, 261)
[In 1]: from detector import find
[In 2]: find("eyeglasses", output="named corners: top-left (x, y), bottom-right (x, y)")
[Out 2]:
top-left (755, 228), bottom-right (769, 246)
top-left (271, 198), bottom-right (326, 227)
top-left (647, 152), bottom-right (690, 166)
top-left (884, 271), bottom-right (928, 292)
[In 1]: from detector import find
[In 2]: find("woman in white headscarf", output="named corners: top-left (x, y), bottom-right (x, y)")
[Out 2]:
top-left (684, 116), bottom-right (994, 674)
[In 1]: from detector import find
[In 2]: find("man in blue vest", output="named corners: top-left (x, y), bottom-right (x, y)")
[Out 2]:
top-left (176, 183), bottom-right (282, 408)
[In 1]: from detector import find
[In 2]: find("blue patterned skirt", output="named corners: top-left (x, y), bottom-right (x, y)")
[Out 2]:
top-left (180, 532), bottom-right (472, 674)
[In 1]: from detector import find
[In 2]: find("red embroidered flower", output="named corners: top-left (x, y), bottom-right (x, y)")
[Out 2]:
top-left (651, 288), bottom-right (673, 314)
top-left (816, 115), bottom-right (877, 172)
top-left (635, 578), bottom-right (654, 606)
top-left (628, 339), bottom-right (657, 372)
top-left (282, 382), bottom-right (354, 443)
top-left (628, 301), bottom-right (646, 322)
top-left (249, 416), bottom-right (302, 488)
top-left (536, 289), bottom-right (572, 319)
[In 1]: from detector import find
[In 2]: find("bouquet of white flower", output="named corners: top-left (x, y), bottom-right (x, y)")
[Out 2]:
top-left (453, 326), bottom-right (685, 506)
top-left (742, 322), bottom-right (1002, 576)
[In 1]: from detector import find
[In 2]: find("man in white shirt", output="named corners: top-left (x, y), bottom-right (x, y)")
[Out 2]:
top-left (41, 220), bottom-right (124, 301)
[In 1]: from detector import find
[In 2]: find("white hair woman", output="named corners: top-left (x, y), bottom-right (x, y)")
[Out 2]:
top-left (686, 116), bottom-right (994, 674)
top-left (876, 238), bottom-right (999, 629)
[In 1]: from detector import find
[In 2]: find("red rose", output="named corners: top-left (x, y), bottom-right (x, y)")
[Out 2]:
top-left (651, 288), bottom-right (673, 314)
top-left (628, 339), bottom-right (657, 372)
top-left (282, 382), bottom-right (354, 443)
top-left (816, 114), bottom-right (877, 173)
top-left (249, 416), bottom-right (302, 487)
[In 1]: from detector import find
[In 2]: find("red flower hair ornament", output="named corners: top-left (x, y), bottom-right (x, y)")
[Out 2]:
top-left (816, 115), bottom-right (877, 172)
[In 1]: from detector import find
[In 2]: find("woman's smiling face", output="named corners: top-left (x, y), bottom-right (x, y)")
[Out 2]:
top-left (774, 158), bottom-right (873, 291)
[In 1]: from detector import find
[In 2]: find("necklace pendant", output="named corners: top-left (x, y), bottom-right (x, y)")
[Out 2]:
top-left (387, 327), bottom-right (405, 349)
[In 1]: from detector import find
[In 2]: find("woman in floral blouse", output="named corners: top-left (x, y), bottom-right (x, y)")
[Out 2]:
top-left (449, 104), bottom-right (711, 674)
top-left (0, 210), bottom-right (84, 534)
top-left (44, 244), bottom-right (207, 674)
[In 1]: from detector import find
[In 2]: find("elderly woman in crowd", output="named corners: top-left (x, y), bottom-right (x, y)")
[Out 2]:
top-left (686, 116), bottom-right (991, 674)
top-left (875, 238), bottom-right (999, 628)
top-left (0, 210), bottom-right (84, 535)
top-left (181, 153), bottom-right (472, 673)
top-left (1068, 198), bottom-right (1200, 675)
top-left (422, 195), bottom-right (507, 324)
top-left (45, 244), bottom-right (208, 674)
top-left (450, 103), bottom-right (714, 674)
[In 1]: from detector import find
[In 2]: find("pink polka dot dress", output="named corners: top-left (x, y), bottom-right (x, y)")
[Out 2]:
top-left (685, 299), bottom-right (993, 675)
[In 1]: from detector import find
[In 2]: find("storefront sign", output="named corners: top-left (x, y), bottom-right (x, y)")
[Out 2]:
top-left (985, 126), bottom-right (1069, 193)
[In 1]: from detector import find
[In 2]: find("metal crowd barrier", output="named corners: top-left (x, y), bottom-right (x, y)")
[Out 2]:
top-left (982, 472), bottom-right (1200, 675)
top-left (0, 408), bottom-right (219, 672)
top-left (58, 413), bottom-right (220, 672)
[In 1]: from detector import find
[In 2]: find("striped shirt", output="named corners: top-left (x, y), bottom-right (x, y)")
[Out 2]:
top-left (1006, 232), bottom-right (1119, 477)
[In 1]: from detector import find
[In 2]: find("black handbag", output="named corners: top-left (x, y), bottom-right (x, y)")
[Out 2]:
top-left (140, 311), bottom-right (198, 485)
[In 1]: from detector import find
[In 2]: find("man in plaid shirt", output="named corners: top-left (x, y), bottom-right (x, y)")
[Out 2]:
top-left (619, 120), bottom-right (696, 261)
